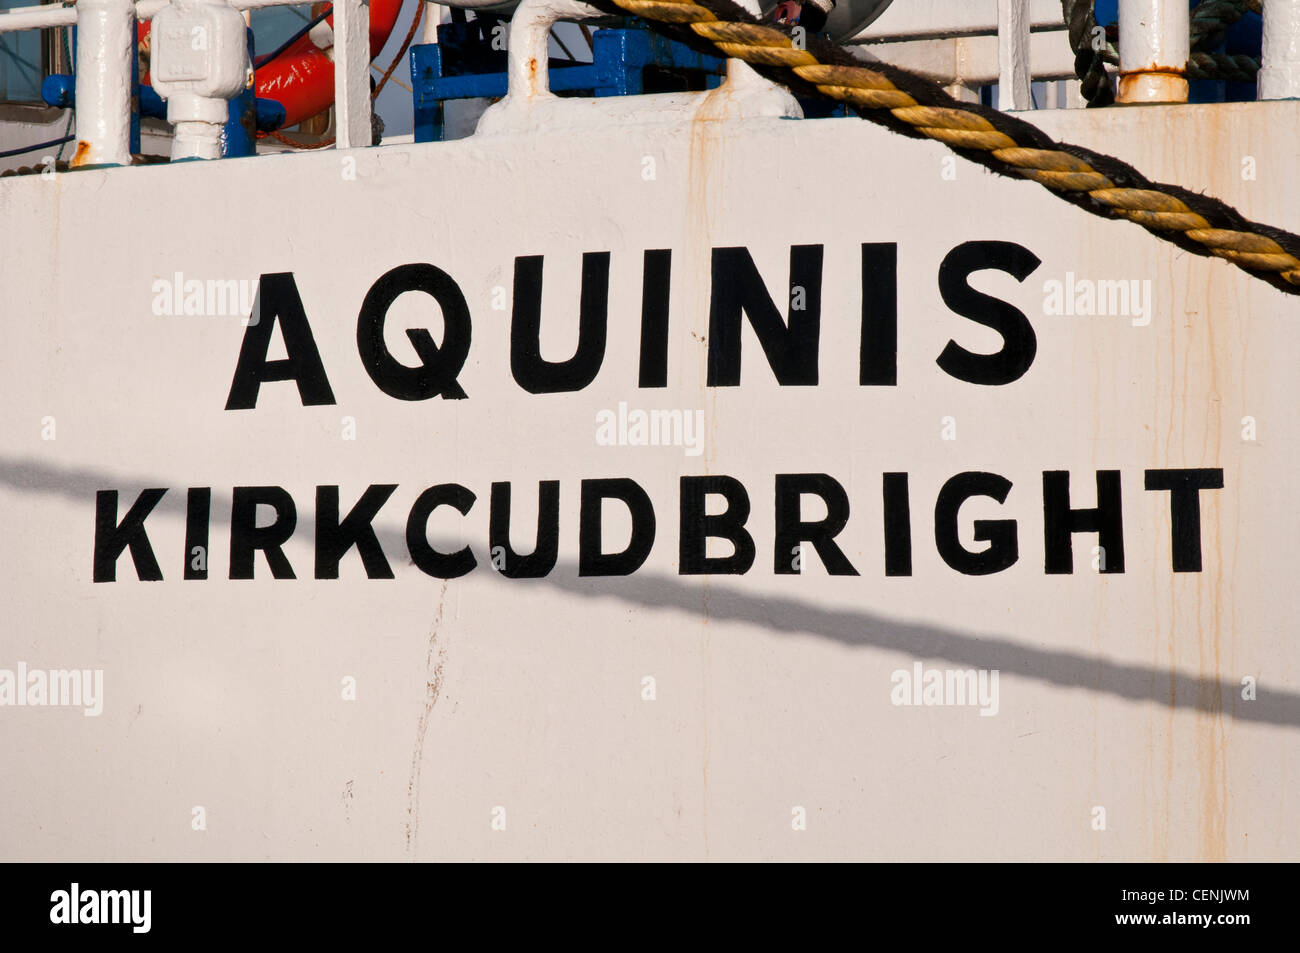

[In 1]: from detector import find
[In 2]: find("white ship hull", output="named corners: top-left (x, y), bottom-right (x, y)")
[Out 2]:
top-left (1, 98), bottom-right (1297, 860)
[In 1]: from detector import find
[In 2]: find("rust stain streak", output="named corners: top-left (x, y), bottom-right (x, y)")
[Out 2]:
top-left (685, 83), bottom-right (730, 862)
top-left (1118, 65), bottom-right (1188, 77)
top-left (69, 140), bottom-right (92, 169)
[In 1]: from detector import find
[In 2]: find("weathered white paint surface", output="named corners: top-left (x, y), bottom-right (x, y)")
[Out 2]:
top-left (334, 0), bottom-right (374, 150)
top-left (1259, 0), bottom-right (1300, 100)
top-left (996, 0), bottom-right (1031, 111)
top-left (0, 99), bottom-right (1298, 860)
top-left (72, 0), bottom-right (137, 167)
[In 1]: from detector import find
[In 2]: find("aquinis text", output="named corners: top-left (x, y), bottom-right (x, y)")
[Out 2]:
top-left (92, 240), bottom-right (1221, 582)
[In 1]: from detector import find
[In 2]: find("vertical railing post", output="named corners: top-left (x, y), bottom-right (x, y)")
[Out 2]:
top-left (997, 0), bottom-right (1031, 110)
top-left (334, 0), bottom-right (373, 148)
top-left (73, 0), bottom-right (136, 166)
top-left (1258, 0), bottom-right (1300, 99)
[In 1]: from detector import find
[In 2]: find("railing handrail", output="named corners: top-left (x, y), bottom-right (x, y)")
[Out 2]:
top-left (0, 0), bottom-right (373, 163)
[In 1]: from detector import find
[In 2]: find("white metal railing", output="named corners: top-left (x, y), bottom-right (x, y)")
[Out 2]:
top-left (848, 0), bottom-right (1066, 97)
top-left (1, 0), bottom-right (1299, 168)
top-left (847, 0), bottom-right (1063, 41)
top-left (0, 3), bottom-right (77, 31)
top-left (852, 0), bottom-right (1300, 105)
top-left (0, 0), bottom-right (373, 165)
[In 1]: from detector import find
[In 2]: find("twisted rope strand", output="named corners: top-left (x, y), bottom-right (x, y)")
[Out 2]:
top-left (590, 0), bottom-right (1300, 294)
top-left (1187, 50), bottom-right (1259, 82)
top-left (1060, 0), bottom-right (1117, 107)
top-left (1191, 0), bottom-right (1260, 52)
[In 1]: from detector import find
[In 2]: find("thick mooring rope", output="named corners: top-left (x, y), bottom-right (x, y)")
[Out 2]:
top-left (589, 0), bottom-right (1300, 294)
top-left (1191, 0), bottom-right (1262, 52)
top-left (1060, 0), bottom-right (1116, 107)
top-left (1187, 50), bottom-right (1259, 81)
top-left (1188, 0), bottom-right (1262, 80)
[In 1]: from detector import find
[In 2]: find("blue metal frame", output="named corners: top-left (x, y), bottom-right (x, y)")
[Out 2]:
top-left (222, 29), bottom-right (258, 157)
top-left (411, 20), bottom-right (725, 142)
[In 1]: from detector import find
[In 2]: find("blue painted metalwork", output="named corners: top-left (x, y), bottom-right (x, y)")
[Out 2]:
top-left (223, 29), bottom-right (258, 158)
top-left (41, 74), bottom-right (74, 110)
top-left (130, 32), bottom-right (141, 154)
top-left (411, 19), bottom-right (726, 142)
top-left (590, 25), bottom-right (724, 96)
top-left (43, 72), bottom-right (166, 121)
top-left (45, 75), bottom-right (285, 147)
top-left (253, 99), bottom-right (288, 133)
